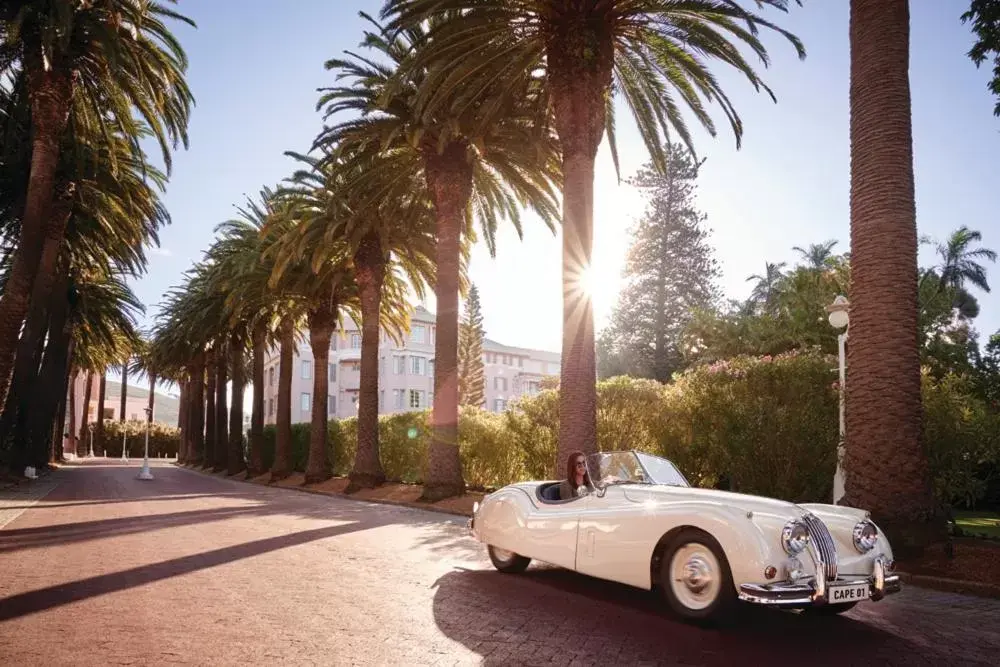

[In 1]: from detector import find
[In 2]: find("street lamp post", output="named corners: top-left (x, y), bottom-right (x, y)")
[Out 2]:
top-left (826, 295), bottom-right (850, 504)
top-left (120, 429), bottom-right (128, 462)
top-left (87, 424), bottom-right (95, 458)
top-left (137, 407), bottom-right (154, 480)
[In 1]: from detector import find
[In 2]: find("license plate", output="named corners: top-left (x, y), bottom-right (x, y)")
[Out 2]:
top-left (828, 583), bottom-right (870, 603)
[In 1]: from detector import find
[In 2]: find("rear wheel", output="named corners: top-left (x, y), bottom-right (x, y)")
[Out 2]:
top-left (488, 545), bottom-right (531, 573)
top-left (658, 528), bottom-right (737, 624)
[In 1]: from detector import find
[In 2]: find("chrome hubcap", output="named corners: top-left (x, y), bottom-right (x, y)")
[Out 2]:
top-left (669, 543), bottom-right (721, 610)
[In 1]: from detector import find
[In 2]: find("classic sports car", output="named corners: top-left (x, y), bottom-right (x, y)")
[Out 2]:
top-left (467, 450), bottom-right (901, 622)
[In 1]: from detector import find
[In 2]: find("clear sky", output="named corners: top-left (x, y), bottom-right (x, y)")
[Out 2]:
top-left (131, 1), bottom-right (1000, 371)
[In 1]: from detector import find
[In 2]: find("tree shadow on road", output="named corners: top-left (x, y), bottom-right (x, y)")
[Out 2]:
top-left (429, 567), bottom-right (975, 667)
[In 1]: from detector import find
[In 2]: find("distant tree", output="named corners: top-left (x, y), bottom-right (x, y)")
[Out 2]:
top-left (975, 330), bottom-right (1000, 406)
top-left (598, 144), bottom-right (720, 382)
top-left (746, 261), bottom-right (787, 310)
top-left (935, 225), bottom-right (996, 294)
top-left (963, 0), bottom-right (1000, 115)
top-left (457, 284), bottom-right (485, 407)
top-left (792, 240), bottom-right (839, 269)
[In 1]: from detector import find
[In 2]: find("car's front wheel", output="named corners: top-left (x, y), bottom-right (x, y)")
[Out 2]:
top-left (487, 545), bottom-right (531, 573)
top-left (658, 528), bottom-right (737, 624)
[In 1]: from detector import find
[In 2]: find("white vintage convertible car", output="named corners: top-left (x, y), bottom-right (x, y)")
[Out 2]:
top-left (467, 450), bottom-right (901, 622)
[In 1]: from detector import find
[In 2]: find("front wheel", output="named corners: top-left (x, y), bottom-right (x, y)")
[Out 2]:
top-left (658, 528), bottom-right (738, 624)
top-left (488, 545), bottom-right (531, 573)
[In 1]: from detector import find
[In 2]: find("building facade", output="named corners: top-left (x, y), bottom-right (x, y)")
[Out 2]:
top-left (261, 305), bottom-right (560, 425)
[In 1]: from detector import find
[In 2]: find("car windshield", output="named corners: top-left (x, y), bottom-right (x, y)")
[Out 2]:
top-left (586, 451), bottom-right (690, 488)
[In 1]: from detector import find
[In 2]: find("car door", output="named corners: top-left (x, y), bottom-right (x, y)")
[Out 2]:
top-left (520, 492), bottom-right (591, 571)
top-left (573, 485), bottom-right (652, 588)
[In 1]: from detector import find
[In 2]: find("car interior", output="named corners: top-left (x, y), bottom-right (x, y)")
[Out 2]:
top-left (536, 481), bottom-right (580, 504)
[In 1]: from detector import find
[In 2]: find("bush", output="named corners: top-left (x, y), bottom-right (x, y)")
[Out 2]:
top-left (92, 420), bottom-right (181, 458)
top-left (260, 421), bottom-right (344, 474)
top-left (922, 370), bottom-right (1000, 509)
top-left (249, 350), bottom-right (999, 507)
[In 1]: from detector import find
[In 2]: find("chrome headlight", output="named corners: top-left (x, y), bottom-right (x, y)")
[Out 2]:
top-left (853, 520), bottom-right (879, 553)
top-left (781, 519), bottom-right (810, 555)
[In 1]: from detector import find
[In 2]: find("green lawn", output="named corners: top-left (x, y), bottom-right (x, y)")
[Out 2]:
top-left (954, 511), bottom-right (1000, 539)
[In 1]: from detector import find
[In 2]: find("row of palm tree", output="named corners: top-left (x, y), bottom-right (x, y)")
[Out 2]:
top-left (154, 2), bottom-right (805, 498)
top-left (0, 1), bottom-right (194, 472)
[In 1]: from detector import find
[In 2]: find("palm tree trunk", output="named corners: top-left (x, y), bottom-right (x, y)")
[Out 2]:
top-left (547, 31), bottom-right (614, 469)
top-left (177, 379), bottom-right (188, 462)
top-left (78, 371), bottom-right (95, 457)
top-left (95, 372), bottom-right (107, 455)
top-left (0, 67), bottom-right (73, 412)
top-left (214, 345), bottom-right (229, 472)
top-left (120, 361), bottom-right (128, 422)
top-left (271, 316), bottom-right (295, 481)
top-left (68, 369), bottom-right (78, 456)
top-left (27, 293), bottom-right (73, 469)
top-left (420, 144), bottom-right (473, 500)
top-left (349, 236), bottom-right (387, 490)
top-left (0, 189), bottom-right (75, 447)
top-left (204, 348), bottom-right (217, 470)
top-left (54, 339), bottom-right (75, 463)
top-left (227, 333), bottom-right (246, 476)
top-left (189, 353), bottom-right (206, 464)
top-left (845, 0), bottom-right (943, 556)
top-left (147, 373), bottom-right (157, 422)
top-left (248, 322), bottom-right (266, 477)
top-left (306, 304), bottom-right (336, 484)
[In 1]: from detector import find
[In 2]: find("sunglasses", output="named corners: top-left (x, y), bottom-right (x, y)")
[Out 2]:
top-left (574, 460), bottom-right (586, 467)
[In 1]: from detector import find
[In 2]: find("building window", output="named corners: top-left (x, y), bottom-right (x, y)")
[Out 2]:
top-left (301, 360), bottom-right (311, 379)
top-left (393, 355), bottom-right (405, 375)
top-left (331, 335), bottom-right (338, 350)
top-left (494, 377), bottom-right (507, 391)
top-left (268, 366), bottom-right (275, 386)
top-left (393, 389), bottom-right (404, 409)
top-left (328, 363), bottom-right (336, 382)
top-left (411, 325), bottom-right (426, 344)
top-left (328, 395), bottom-right (336, 415)
top-left (301, 393), bottom-right (311, 412)
top-left (494, 398), bottom-right (507, 412)
top-left (428, 359), bottom-right (434, 377)
top-left (409, 389), bottom-right (424, 409)
top-left (518, 357), bottom-right (524, 368)
top-left (351, 333), bottom-right (362, 349)
top-left (379, 390), bottom-right (385, 410)
top-left (411, 356), bottom-right (426, 375)
top-left (503, 354), bottom-right (511, 365)
top-left (380, 357), bottom-right (385, 377)
top-left (268, 398), bottom-right (274, 416)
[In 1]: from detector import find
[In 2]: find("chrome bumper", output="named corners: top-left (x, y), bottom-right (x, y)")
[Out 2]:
top-left (738, 555), bottom-right (901, 607)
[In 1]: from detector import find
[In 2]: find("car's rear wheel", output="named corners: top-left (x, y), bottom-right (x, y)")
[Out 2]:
top-left (487, 545), bottom-right (531, 573)
top-left (658, 528), bottom-right (737, 624)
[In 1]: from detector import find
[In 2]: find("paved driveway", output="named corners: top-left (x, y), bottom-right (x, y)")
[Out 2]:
top-left (0, 461), bottom-right (997, 666)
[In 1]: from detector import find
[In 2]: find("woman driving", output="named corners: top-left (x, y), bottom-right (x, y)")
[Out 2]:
top-left (559, 450), bottom-right (594, 500)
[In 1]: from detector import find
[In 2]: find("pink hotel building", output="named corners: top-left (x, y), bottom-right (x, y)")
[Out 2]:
top-left (261, 305), bottom-right (562, 425)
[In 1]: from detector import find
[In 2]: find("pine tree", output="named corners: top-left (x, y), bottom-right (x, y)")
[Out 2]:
top-left (457, 284), bottom-right (486, 407)
top-left (598, 143), bottom-right (721, 382)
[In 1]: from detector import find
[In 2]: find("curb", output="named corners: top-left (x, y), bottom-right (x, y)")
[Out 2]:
top-left (896, 572), bottom-right (1000, 600)
top-left (171, 463), bottom-right (476, 520)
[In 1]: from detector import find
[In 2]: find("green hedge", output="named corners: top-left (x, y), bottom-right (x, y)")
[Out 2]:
top-left (251, 348), bottom-right (1000, 507)
top-left (90, 420), bottom-right (181, 458)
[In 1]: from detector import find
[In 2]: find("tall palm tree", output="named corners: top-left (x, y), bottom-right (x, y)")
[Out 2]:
top-left (0, 0), bottom-right (194, 410)
top-left (843, 0), bottom-right (941, 554)
top-left (936, 225), bottom-right (996, 294)
top-left (792, 240), bottom-right (839, 269)
top-left (279, 145), bottom-right (438, 491)
top-left (746, 261), bottom-right (787, 308)
top-left (381, 0), bottom-right (805, 464)
top-left (317, 15), bottom-right (561, 498)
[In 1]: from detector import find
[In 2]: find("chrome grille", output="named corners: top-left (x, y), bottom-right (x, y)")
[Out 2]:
top-left (803, 513), bottom-right (839, 581)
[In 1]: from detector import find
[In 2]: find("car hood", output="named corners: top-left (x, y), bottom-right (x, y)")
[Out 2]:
top-left (623, 484), bottom-right (809, 519)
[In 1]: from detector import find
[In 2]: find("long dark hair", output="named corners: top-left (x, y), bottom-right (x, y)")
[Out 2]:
top-left (565, 450), bottom-right (590, 486)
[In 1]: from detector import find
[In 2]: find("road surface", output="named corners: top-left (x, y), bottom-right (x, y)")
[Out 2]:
top-left (0, 460), bottom-right (997, 666)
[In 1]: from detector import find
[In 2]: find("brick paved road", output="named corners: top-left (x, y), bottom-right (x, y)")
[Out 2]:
top-left (1, 461), bottom-right (997, 666)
